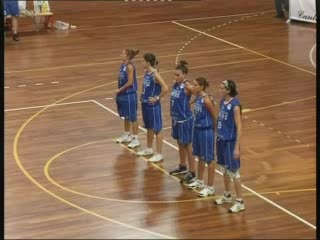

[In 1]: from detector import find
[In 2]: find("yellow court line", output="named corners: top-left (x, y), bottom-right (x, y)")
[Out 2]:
top-left (13, 65), bottom-right (317, 234)
top-left (242, 96), bottom-right (316, 113)
top-left (6, 57), bottom-right (268, 87)
top-left (44, 138), bottom-right (209, 204)
top-left (91, 101), bottom-right (316, 230)
top-left (172, 21), bottom-right (316, 76)
top-left (12, 80), bottom-right (176, 239)
top-left (5, 48), bottom-right (237, 74)
top-left (44, 138), bottom-right (316, 203)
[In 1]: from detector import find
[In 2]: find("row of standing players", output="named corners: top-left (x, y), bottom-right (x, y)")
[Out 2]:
top-left (115, 49), bottom-right (245, 213)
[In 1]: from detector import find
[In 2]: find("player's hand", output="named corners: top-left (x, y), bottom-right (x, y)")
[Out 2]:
top-left (233, 148), bottom-right (240, 160)
top-left (148, 96), bottom-right (158, 104)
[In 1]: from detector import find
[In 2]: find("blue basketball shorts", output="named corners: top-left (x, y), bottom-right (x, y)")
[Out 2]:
top-left (116, 92), bottom-right (138, 122)
top-left (192, 127), bottom-right (214, 162)
top-left (216, 137), bottom-right (240, 171)
top-left (171, 117), bottom-right (193, 145)
top-left (4, 1), bottom-right (20, 16)
top-left (141, 103), bottom-right (162, 133)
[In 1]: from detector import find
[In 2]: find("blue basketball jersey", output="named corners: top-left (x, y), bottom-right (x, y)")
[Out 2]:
top-left (170, 80), bottom-right (192, 121)
top-left (141, 70), bottom-right (161, 105)
top-left (217, 98), bottom-right (240, 141)
top-left (118, 62), bottom-right (137, 94)
top-left (194, 94), bottom-right (214, 128)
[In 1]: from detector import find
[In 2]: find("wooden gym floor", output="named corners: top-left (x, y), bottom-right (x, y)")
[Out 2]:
top-left (4, 0), bottom-right (316, 239)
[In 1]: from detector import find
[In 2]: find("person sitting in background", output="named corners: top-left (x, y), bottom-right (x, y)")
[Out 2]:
top-left (4, 0), bottom-right (20, 41)
top-left (274, 0), bottom-right (289, 18)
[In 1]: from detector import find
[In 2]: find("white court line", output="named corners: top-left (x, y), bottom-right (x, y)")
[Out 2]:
top-left (6, 48), bottom-right (238, 74)
top-left (172, 21), bottom-right (316, 76)
top-left (92, 100), bottom-right (179, 150)
top-left (177, 11), bottom-right (273, 22)
top-left (5, 100), bottom-right (93, 112)
top-left (309, 44), bottom-right (316, 68)
top-left (77, 10), bottom-right (275, 31)
top-left (242, 96), bottom-right (316, 113)
top-left (99, 59), bottom-right (267, 79)
top-left (92, 100), bottom-right (316, 230)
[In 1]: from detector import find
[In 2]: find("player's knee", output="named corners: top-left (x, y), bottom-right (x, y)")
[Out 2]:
top-left (226, 169), bottom-right (240, 180)
top-left (218, 164), bottom-right (227, 174)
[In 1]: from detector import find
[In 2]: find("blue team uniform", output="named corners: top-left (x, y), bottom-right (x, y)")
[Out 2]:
top-left (140, 70), bottom-right (162, 132)
top-left (192, 94), bottom-right (215, 162)
top-left (216, 98), bottom-right (241, 171)
top-left (170, 80), bottom-right (193, 144)
top-left (116, 62), bottom-right (138, 122)
top-left (4, 0), bottom-right (20, 16)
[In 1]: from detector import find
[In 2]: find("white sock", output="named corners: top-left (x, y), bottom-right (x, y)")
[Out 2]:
top-left (124, 131), bottom-right (130, 136)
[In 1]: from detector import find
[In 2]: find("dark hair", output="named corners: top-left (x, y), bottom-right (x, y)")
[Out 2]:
top-left (125, 49), bottom-right (139, 60)
top-left (176, 60), bottom-right (188, 74)
top-left (223, 79), bottom-right (238, 97)
top-left (143, 53), bottom-right (158, 67)
top-left (195, 77), bottom-right (209, 90)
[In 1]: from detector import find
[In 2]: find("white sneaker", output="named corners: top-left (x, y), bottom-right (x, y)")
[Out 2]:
top-left (127, 138), bottom-right (140, 148)
top-left (198, 186), bottom-right (215, 197)
top-left (228, 201), bottom-right (245, 213)
top-left (187, 179), bottom-right (204, 189)
top-left (137, 148), bottom-right (154, 156)
top-left (214, 194), bottom-right (233, 205)
top-left (148, 153), bottom-right (164, 162)
top-left (115, 134), bottom-right (132, 143)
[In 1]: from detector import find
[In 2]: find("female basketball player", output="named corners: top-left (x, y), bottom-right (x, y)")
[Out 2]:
top-left (137, 53), bottom-right (168, 162)
top-left (115, 49), bottom-right (140, 149)
top-left (187, 77), bottom-right (217, 197)
top-left (169, 60), bottom-right (196, 184)
top-left (214, 79), bottom-right (245, 213)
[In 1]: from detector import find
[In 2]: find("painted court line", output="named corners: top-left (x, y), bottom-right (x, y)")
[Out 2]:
top-left (77, 10), bottom-right (275, 31)
top-left (92, 100), bottom-right (316, 230)
top-left (98, 58), bottom-right (267, 77)
top-left (44, 138), bottom-right (204, 204)
top-left (309, 44), bottom-right (316, 68)
top-left (12, 81), bottom-right (176, 239)
top-left (92, 100), bottom-right (188, 151)
top-left (171, 21), bottom-right (316, 76)
top-left (242, 96), bottom-right (316, 113)
top-left (5, 48), bottom-right (238, 74)
top-left (5, 100), bottom-right (93, 112)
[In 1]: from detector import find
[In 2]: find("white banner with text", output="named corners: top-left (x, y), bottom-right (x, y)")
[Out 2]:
top-left (290, 0), bottom-right (316, 23)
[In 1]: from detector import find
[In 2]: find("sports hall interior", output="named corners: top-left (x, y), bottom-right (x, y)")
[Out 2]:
top-left (4, 0), bottom-right (316, 239)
